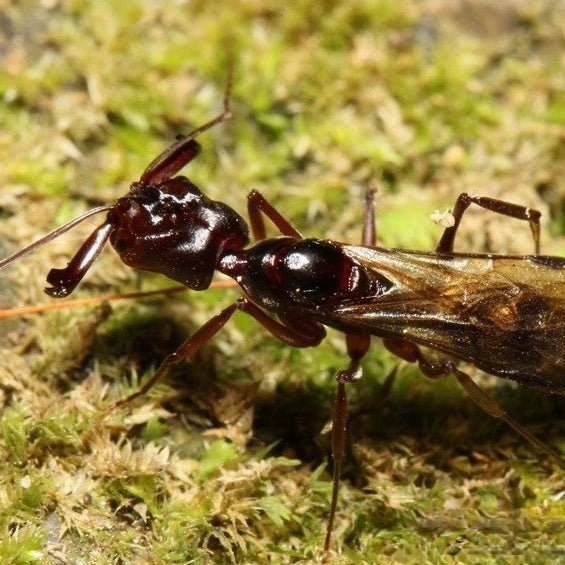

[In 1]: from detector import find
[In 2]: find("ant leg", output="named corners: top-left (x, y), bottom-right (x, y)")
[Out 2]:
top-left (383, 338), bottom-right (451, 378)
top-left (358, 189), bottom-right (396, 403)
top-left (453, 368), bottom-right (564, 467)
top-left (237, 298), bottom-right (326, 347)
top-left (112, 302), bottom-right (239, 408)
top-left (113, 297), bottom-right (325, 409)
top-left (436, 193), bottom-right (541, 254)
top-left (241, 281), bottom-right (370, 560)
top-left (362, 186), bottom-right (377, 247)
top-left (323, 187), bottom-right (379, 560)
top-left (247, 189), bottom-right (302, 240)
top-left (323, 333), bottom-right (371, 562)
top-left (383, 338), bottom-right (565, 466)
top-left (247, 184), bottom-right (377, 243)
top-left (322, 193), bottom-right (378, 560)
top-left (238, 296), bottom-right (340, 542)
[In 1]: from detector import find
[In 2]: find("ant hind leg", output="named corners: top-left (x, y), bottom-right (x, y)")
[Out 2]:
top-left (383, 338), bottom-right (565, 468)
top-left (436, 193), bottom-right (541, 254)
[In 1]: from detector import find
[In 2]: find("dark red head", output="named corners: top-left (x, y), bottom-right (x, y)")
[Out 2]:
top-left (107, 177), bottom-right (249, 290)
top-left (30, 109), bottom-right (238, 298)
top-left (43, 177), bottom-right (249, 297)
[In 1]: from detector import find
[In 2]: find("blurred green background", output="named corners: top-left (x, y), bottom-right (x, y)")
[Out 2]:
top-left (0, 1), bottom-right (563, 563)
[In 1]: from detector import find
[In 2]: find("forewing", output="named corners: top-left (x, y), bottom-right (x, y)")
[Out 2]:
top-left (322, 246), bottom-right (565, 393)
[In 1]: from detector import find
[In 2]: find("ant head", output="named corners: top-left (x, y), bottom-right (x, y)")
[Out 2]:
top-left (107, 177), bottom-right (249, 290)
top-left (38, 177), bottom-right (248, 297)
top-left (3, 77), bottom-right (236, 298)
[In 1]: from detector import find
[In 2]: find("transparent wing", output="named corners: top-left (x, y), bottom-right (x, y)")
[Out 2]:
top-left (317, 246), bottom-right (565, 393)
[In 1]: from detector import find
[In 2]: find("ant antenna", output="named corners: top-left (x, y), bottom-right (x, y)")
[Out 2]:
top-left (0, 205), bottom-right (112, 269)
top-left (0, 64), bottom-right (235, 278)
top-left (138, 63), bottom-right (234, 186)
top-left (172, 61), bottom-right (234, 142)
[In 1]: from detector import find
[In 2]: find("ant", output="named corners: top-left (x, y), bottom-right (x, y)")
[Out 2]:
top-left (1, 72), bottom-right (564, 561)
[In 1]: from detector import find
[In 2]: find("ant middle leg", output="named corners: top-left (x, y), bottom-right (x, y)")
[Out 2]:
top-left (323, 332), bottom-right (371, 562)
top-left (362, 186), bottom-right (377, 247)
top-left (324, 186), bottom-right (378, 560)
top-left (436, 193), bottom-right (541, 254)
top-left (246, 183), bottom-right (378, 243)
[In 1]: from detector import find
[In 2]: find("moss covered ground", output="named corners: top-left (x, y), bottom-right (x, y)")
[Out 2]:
top-left (0, 1), bottom-right (563, 563)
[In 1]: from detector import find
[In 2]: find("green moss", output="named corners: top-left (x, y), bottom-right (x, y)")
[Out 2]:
top-left (0, 525), bottom-right (44, 565)
top-left (198, 439), bottom-right (240, 481)
top-left (0, 0), bottom-right (564, 563)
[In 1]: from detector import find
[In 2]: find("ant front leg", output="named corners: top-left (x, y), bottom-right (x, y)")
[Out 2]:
top-left (247, 189), bottom-right (302, 240)
top-left (112, 302), bottom-right (240, 408)
top-left (237, 299), bottom-right (326, 347)
top-left (112, 298), bottom-right (325, 409)
top-left (436, 193), bottom-right (542, 254)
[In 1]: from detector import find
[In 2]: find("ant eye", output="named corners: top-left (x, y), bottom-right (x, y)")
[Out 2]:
top-left (113, 237), bottom-right (128, 252)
